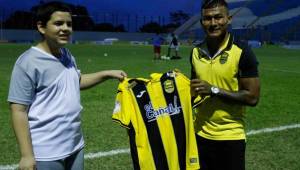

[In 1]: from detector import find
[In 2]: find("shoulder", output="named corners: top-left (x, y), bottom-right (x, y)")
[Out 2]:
top-left (232, 38), bottom-right (250, 51)
top-left (231, 37), bottom-right (257, 60)
top-left (15, 47), bottom-right (38, 65)
top-left (13, 47), bottom-right (47, 74)
top-left (190, 40), bottom-right (205, 54)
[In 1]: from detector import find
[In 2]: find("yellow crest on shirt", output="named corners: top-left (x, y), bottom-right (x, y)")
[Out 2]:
top-left (163, 80), bottom-right (175, 93)
top-left (220, 52), bottom-right (229, 64)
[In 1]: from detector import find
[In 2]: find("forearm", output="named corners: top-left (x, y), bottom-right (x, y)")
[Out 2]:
top-left (191, 78), bottom-right (260, 106)
top-left (216, 88), bottom-right (259, 106)
top-left (80, 70), bottom-right (127, 90)
top-left (80, 71), bottom-right (111, 90)
top-left (11, 111), bottom-right (34, 158)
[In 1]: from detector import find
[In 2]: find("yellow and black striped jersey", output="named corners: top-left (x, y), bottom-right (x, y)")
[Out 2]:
top-left (112, 71), bottom-right (199, 170)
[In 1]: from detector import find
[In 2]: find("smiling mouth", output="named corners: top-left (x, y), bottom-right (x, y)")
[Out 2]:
top-left (209, 29), bottom-right (221, 34)
top-left (209, 27), bottom-right (220, 31)
top-left (59, 35), bottom-right (70, 39)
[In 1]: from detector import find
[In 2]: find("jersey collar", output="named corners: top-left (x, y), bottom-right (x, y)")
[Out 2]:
top-left (198, 33), bottom-right (233, 59)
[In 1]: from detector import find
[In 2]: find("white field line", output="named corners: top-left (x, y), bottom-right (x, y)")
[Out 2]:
top-left (85, 148), bottom-right (130, 159)
top-left (262, 68), bottom-right (300, 74)
top-left (1, 123), bottom-right (300, 170)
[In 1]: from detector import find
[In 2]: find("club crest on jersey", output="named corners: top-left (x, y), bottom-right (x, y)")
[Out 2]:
top-left (163, 79), bottom-right (175, 93)
top-left (144, 96), bottom-right (181, 122)
top-left (220, 52), bottom-right (228, 64)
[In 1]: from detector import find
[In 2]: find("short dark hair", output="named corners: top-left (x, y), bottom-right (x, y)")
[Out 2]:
top-left (36, 1), bottom-right (71, 26)
top-left (201, 0), bottom-right (228, 10)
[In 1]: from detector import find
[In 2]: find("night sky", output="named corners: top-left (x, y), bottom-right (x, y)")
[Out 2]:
top-left (0, 0), bottom-right (248, 18)
top-left (0, 0), bottom-right (201, 17)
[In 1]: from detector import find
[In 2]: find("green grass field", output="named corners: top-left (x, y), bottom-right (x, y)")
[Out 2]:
top-left (0, 43), bottom-right (300, 170)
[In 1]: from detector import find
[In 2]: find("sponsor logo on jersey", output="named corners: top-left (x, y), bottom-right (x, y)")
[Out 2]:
top-left (144, 96), bottom-right (181, 122)
top-left (136, 90), bottom-right (146, 98)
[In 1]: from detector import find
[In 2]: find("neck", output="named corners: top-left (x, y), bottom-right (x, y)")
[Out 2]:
top-left (36, 40), bottom-right (61, 57)
top-left (206, 32), bottom-right (229, 56)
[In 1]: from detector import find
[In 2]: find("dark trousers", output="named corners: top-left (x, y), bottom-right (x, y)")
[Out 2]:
top-left (36, 149), bottom-right (84, 170)
top-left (196, 135), bottom-right (246, 170)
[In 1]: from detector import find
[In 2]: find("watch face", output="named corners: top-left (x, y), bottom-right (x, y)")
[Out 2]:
top-left (211, 87), bottom-right (220, 94)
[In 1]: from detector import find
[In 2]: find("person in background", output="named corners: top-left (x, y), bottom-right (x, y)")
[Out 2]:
top-left (167, 33), bottom-right (180, 59)
top-left (8, 2), bottom-right (127, 170)
top-left (152, 32), bottom-right (164, 60)
top-left (190, 0), bottom-right (260, 170)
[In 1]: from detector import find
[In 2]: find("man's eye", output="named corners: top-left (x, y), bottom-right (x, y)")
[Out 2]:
top-left (203, 17), bottom-right (211, 21)
top-left (54, 22), bottom-right (63, 26)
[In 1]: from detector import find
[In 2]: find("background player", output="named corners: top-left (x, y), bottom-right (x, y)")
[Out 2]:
top-left (152, 32), bottom-right (164, 60)
top-left (167, 33), bottom-right (181, 59)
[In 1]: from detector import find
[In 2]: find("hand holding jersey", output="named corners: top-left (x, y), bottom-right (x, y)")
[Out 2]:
top-left (191, 79), bottom-right (214, 97)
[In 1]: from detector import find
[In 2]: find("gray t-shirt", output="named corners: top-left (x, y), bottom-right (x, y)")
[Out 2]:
top-left (8, 47), bottom-right (84, 161)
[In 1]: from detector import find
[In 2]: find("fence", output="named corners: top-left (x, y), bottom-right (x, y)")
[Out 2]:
top-left (0, 29), bottom-right (157, 42)
top-left (0, 8), bottom-right (170, 32)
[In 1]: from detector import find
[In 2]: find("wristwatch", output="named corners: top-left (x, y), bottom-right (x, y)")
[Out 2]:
top-left (211, 86), bottom-right (220, 96)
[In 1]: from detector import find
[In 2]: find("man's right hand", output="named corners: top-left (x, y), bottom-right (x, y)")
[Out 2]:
top-left (19, 156), bottom-right (36, 170)
top-left (191, 79), bottom-right (213, 97)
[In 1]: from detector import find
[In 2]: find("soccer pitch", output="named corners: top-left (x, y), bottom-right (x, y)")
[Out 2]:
top-left (0, 43), bottom-right (299, 170)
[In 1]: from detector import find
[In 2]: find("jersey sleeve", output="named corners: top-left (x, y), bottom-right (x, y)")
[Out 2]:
top-left (112, 82), bottom-right (134, 129)
top-left (8, 63), bottom-right (36, 105)
top-left (238, 45), bottom-right (259, 78)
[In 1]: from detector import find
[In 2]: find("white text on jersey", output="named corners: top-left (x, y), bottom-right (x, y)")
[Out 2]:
top-left (144, 96), bottom-right (181, 122)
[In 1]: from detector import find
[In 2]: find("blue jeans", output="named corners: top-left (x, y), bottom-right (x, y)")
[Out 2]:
top-left (36, 149), bottom-right (84, 170)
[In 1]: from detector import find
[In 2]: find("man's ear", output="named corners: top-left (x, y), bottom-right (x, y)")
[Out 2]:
top-left (227, 15), bottom-right (232, 25)
top-left (37, 21), bottom-right (45, 35)
top-left (200, 19), bottom-right (203, 27)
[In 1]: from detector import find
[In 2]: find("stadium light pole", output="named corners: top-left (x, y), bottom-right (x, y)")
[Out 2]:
top-left (0, 9), bottom-right (4, 40)
top-left (0, 10), bottom-right (3, 41)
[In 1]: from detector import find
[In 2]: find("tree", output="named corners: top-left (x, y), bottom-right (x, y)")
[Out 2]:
top-left (3, 11), bottom-right (35, 29)
top-left (161, 23), bottom-right (180, 33)
top-left (139, 22), bottom-right (162, 33)
top-left (169, 10), bottom-right (190, 25)
top-left (71, 5), bottom-right (95, 31)
top-left (4, 2), bottom-right (95, 31)
top-left (114, 24), bottom-right (126, 32)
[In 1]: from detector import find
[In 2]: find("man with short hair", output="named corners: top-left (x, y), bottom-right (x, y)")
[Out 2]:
top-left (190, 0), bottom-right (260, 170)
top-left (8, 2), bottom-right (127, 170)
top-left (167, 33), bottom-right (180, 59)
